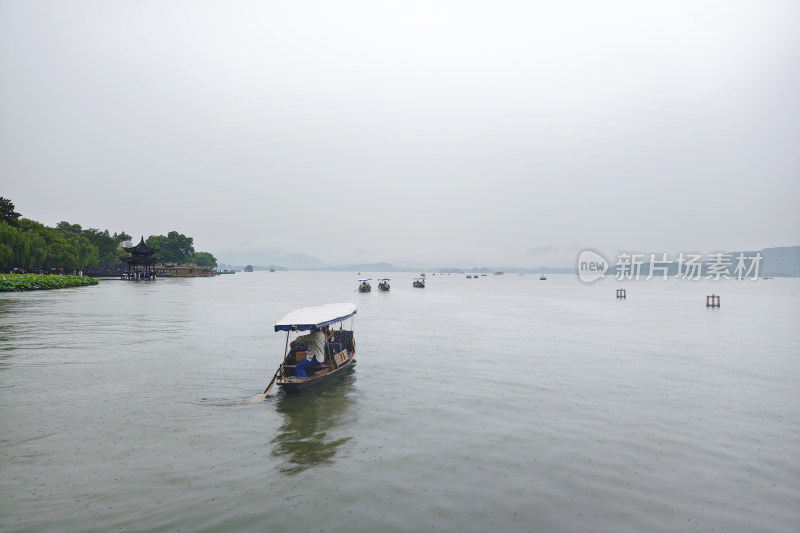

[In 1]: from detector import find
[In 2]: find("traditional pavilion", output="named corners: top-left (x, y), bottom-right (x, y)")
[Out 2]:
top-left (121, 237), bottom-right (158, 279)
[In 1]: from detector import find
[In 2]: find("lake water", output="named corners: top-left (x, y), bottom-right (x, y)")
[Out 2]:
top-left (1, 272), bottom-right (798, 532)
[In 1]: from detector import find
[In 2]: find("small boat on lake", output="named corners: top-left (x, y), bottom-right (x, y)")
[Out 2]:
top-left (540, 275), bottom-right (547, 280)
top-left (264, 303), bottom-right (358, 394)
top-left (413, 277), bottom-right (425, 288)
top-left (358, 279), bottom-right (371, 292)
top-left (378, 278), bottom-right (390, 291)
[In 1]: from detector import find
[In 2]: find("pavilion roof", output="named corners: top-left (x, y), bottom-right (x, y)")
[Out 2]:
top-left (124, 236), bottom-right (157, 256)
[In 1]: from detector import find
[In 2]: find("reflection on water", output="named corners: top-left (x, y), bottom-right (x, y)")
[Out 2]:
top-left (0, 298), bottom-right (16, 367)
top-left (270, 368), bottom-right (358, 475)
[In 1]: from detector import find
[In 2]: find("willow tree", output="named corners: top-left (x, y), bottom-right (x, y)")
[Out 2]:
top-left (0, 221), bottom-right (19, 269)
top-left (13, 219), bottom-right (98, 272)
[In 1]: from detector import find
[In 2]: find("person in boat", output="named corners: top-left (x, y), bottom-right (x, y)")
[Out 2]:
top-left (292, 326), bottom-right (331, 378)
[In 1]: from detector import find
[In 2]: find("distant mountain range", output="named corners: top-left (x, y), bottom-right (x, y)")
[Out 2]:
top-left (219, 245), bottom-right (799, 277)
top-left (218, 260), bottom-right (573, 274)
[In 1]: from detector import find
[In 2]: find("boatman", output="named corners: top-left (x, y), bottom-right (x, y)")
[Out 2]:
top-left (292, 326), bottom-right (329, 378)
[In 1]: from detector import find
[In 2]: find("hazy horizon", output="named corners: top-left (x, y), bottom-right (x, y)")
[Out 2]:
top-left (2, 1), bottom-right (798, 268)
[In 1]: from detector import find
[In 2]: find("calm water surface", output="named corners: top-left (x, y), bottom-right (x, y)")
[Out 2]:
top-left (1, 272), bottom-right (798, 532)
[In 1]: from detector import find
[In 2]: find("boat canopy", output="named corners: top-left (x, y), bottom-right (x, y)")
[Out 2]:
top-left (274, 303), bottom-right (357, 332)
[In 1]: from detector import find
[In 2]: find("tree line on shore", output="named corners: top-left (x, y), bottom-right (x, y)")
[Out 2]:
top-left (0, 197), bottom-right (217, 273)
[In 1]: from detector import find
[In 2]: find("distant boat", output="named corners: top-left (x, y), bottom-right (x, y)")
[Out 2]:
top-left (378, 278), bottom-right (390, 291)
top-left (357, 279), bottom-right (372, 292)
top-left (413, 277), bottom-right (425, 288)
top-left (540, 275), bottom-right (547, 280)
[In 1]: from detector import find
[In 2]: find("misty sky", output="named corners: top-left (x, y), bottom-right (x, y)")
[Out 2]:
top-left (2, 1), bottom-right (798, 267)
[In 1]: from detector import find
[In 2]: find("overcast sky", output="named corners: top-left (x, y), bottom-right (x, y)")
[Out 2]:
top-left (1, 1), bottom-right (798, 267)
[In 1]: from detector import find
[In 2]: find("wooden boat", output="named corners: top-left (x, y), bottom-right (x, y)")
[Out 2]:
top-left (357, 278), bottom-right (371, 292)
top-left (266, 303), bottom-right (358, 394)
top-left (377, 278), bottom-right (390, 291)
top-left (413, 277), bottom-right (425, 288)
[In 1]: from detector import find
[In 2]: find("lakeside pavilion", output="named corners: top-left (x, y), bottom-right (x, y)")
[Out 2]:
top-left (121, 237), bottom-right (158, 279)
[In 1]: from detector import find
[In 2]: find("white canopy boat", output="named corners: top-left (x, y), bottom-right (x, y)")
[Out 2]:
top-left (264, 303), bottom-right (358, 394)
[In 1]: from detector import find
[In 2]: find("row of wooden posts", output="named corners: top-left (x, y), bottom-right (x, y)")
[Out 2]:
top-left (616, 289), bottom-right (721, 307)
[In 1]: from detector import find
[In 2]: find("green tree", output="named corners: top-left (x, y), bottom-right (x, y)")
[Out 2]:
top-left (147, 231), bottom-right (194, 265)
top-left (0, 221), bottom-right (20, 269)
top-left (79, 228), bottom-right (132, 269)
top-left (112, 232), bottom-right (133, 267)
top-left (0, 197), bottom-right (21, 226)
top-left (144, 234), bottom-right (165, 257)
top-left (190, 251), bottom-right (217, 268)
top-left (15, 219), bottom-right (49, 269)
top-left (17, 219), bottom-right (98, 272)
top-left (56, 221), bottom-right (82, 234)
top-left (114, 231), bottom-right (132, 245)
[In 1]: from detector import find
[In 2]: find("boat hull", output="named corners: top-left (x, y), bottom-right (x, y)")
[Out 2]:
top-left (278, 355), bottom-right (356, 393)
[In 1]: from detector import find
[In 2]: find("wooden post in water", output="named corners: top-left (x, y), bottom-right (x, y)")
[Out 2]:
top-left (616, 289), bottom-right (626, 299)
top-left (706, 294), bottom-right (720, 307)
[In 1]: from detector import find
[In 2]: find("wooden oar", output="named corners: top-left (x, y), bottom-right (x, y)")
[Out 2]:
top-left (263, 364), bottom-right (282, 396)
